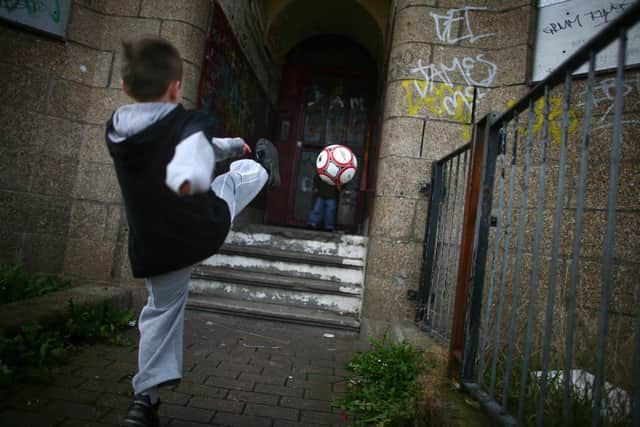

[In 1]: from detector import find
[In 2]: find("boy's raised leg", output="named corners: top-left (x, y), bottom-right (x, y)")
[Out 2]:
top-left (211, 159), bottom-right (268, 222)
top-left (211, 139), bottom-right (279, 222)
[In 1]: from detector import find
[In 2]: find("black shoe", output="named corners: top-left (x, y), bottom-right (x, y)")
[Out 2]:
top-left (121, 394), bottom-right (159, 427)
top-left (255, 138), bottom-right (280, 188)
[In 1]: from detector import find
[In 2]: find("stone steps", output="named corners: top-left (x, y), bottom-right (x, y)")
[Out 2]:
top-left (219, 244), bottom-right (364, 269)
top-left (207, 245), bottom-right (364, 285)
top-left (192, 265), bottom-right (361, 296)
top-left (187, 296), bottom-right (360, 331)
top-left (224, 224), bottom-right (367, 258)
top-left (187, 225), bottom-right (367, 329)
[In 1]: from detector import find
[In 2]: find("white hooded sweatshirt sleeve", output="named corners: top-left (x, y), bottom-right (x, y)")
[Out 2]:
top-left (165, 133), bottom-right (246, 195)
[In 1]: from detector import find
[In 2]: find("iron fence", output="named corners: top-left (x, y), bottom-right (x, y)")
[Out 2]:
top-left (454, 3), bottom-right (640, 426)
top-left (417, 143), bottom-right (472, 341)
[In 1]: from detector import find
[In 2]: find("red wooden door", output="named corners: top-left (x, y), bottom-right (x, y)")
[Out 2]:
top-left (265, 65), bottom-right (372, 233)
top-left (264, 65), bottom-right (305, 226)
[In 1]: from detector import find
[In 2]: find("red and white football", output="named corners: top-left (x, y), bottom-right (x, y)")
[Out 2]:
top-left (316, 145), bottom-right (358, 186)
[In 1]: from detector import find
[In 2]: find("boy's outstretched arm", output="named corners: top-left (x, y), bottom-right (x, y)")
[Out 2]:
top-left (165, 132), bottom-right (250, 196)
top-left (166, 131), bottom-right (215, 196)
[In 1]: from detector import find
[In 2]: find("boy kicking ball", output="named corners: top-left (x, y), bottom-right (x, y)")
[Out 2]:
top-left (106, 35), bottom-right (279, 427)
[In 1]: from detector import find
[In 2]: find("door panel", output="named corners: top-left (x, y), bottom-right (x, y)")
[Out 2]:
top-left (293, 150), bottom-right (319, 222)
top-left (346, 81), bottom-right (368, 148)
top-left (338, 79), bottom-right (369, 228)
top-left (337, 153), bottom-right (363, 227)
top-left (302, 78), bottom-right (327, 144)
top-left (264, 65), bottom-right (305, 225)
top-left (325, 79), bottom-right (346, 146)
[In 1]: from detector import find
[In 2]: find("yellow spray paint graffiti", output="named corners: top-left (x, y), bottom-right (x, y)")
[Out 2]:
top-left (401, 79), bottom-right (579, 143)
top-left (505, 97), bottom-right (579, 144)
top-left (401, 80), bottom-right (475, 140)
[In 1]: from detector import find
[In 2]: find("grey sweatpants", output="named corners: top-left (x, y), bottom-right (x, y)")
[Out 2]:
top-left (132, 159), bottom-right (268, 395)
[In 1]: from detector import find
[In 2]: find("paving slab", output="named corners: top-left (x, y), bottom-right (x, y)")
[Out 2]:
top-left (0, 309), bottom-right (367, 427)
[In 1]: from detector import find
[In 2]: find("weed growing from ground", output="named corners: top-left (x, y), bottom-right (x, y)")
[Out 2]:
top-left (335, 334), bottom-right (427, 426)
top-left (0, 300), bottom-right (135, 385)
top-left (0, 264), bottom-right (72, 304)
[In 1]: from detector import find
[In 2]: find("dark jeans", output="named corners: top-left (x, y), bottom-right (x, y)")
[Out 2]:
top-left (307, 196), bottom-right (337, 231)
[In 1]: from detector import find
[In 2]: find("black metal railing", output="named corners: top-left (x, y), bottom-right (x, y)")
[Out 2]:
top-left (417, 143), bottom-right (472, 341)
top-left (456, 2), bottom-right (640, 426)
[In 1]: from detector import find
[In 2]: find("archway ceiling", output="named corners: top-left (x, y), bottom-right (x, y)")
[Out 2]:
top-left (263, 0), bottom-right (387, 66)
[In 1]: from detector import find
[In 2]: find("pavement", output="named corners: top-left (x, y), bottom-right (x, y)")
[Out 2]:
top-left (0, 309), bottom-right (369, 427)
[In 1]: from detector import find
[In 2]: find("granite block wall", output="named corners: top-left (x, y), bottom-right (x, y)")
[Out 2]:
top-left (363, 0), bottom-right (535, 322)
top-left (0, 0), bottom-right (212, 300)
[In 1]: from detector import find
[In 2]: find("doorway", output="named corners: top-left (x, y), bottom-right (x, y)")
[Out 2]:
top-left (265, 36), bottom-right (377, 233)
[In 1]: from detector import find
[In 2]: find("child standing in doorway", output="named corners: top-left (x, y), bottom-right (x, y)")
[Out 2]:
top-left (105, 35), bottom-right (279, 427)
top-left (307, 172), bottom-right (340, 232)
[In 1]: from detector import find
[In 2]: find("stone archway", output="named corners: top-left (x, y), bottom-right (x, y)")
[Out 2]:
top-left (261, 0), bottom-right (389, 69)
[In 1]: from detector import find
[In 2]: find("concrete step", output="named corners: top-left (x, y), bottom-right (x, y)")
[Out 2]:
top-left (231, 223), bottom-right (367, 244)
top-left (203, 251), bottom-right (364, 285)
top-left (192, 265), bottom-right (361, 296)
top-left (186, 295), bottom-right (360, 331)
top-left (190, 266), bottom-right (361, 315)
top-left (219, 244), bottom-right (364, 268)
top-left (190, 278), bottom-right (361, 314)
top-left (227, 225), bottom-right (366, 258)
top-left (190, 265), bottom-right (361, 314)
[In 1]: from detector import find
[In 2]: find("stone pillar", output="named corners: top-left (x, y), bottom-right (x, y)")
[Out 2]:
top-left (0, 0), bottom-right (211, 299)
top-left (362, 0), bottom-right (534, 322)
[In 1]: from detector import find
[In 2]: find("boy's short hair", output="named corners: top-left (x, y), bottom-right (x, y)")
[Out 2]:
top-left (121, 35), bottom-right (183, 102)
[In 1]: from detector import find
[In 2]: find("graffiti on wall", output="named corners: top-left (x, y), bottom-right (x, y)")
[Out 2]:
top-left (399, 4), bottom-right (638, 145)
top-left (402, 80), bottom-right (474, 126)
top-left (401, 6), bottom-right (498, 140)
top-left (504, 97), bottom-right (579, 143)
top-left (404, 53), bottom-right (497, 139)
top-left (0, 0), bottom-right (70, 38)
top-left (430, 6), bottom-right (496, 44)
top-left (533, 0), bottom-right (639, 81)
top-left (498, 73), bottom-right (640, 141)
top-left (586, 74), bottom-right (640, 130)
top-left (198, 1), bottom-right (274, 143)
top-left (2, 0), bottom-right (62, 22)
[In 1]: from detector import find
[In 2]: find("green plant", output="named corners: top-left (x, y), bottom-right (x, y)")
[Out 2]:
top-left (0, 300), bottom-right (135, 385)
top-left (335, 334), bottom-right (427, 426)
top-left (62, 299), bottom-right (135, 346)
top-left (0, 323), bottom-right (67, 385)
top-left (0, 264), bottom-right (72, 304)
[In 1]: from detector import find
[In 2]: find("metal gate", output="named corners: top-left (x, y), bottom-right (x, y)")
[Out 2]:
top-left (418, 2), bottom-right (640, 425)
top-left (416, 143), bottom-right (471, 341)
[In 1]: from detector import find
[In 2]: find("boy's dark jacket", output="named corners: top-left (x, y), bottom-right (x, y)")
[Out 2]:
top-left (105, 104), bottom-right (230, 278)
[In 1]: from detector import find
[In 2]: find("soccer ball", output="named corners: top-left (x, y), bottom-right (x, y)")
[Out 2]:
top-left (316, 145), bottom-right (358, 186)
